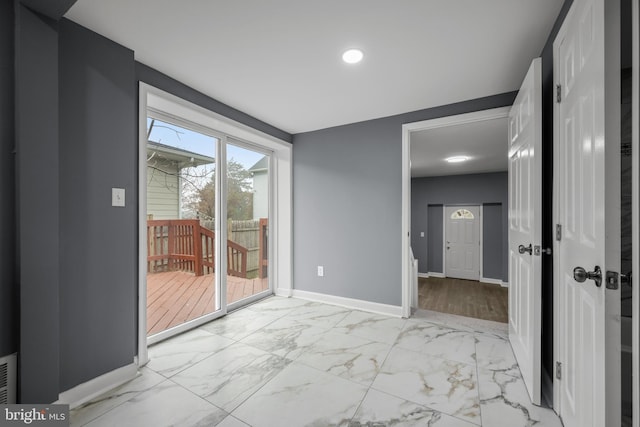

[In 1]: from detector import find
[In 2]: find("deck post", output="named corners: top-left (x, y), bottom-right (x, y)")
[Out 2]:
top-left (193, 221), bottom-right (203, 276)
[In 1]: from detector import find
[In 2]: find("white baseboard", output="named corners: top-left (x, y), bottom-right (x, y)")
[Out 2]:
top-left (501, 282), bottom-right (509, 288)
top-left (56, 363), bottom-right (138, 409)
top-left (417, 272), bottom-right (429, 278)
top-left (427, 272), bottom-right (445, 278)
top-left (275, 287), bottom-right (293, 297)
top-left (291, 290), bottom-right (403, 318)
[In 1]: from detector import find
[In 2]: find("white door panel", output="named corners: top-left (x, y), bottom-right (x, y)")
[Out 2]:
top-left (508, 58), bottom-right (542, 405)
top-left (445, 206), bottom-right (480, 281)
top-left (553, 0), bottom-right (619, 425)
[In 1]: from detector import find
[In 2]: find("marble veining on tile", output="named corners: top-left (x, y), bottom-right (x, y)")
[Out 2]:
top-left (70, 368), bottom-right (166, 426)
top-left (283, 301), bottom-right (351, 329)
top-left (244, 296), bottom-right (313, 316)
top-left (146, 329), bottom-right (235, 378)
top-left (350, 388), bottom-right (477, 427)
top-left (171, 342), bottom-right (290, 412)
top-left (232, 362), bottom-right (367, 427)
top-left (200, 308), bottom-right (280, 341)
top-left (478, 369), bottom-right (563, 427)
top-left (475, 333), bottom-right (521, 378)
top-left (334, 310), bottom-right (407, 344)
top-left (372, 347), bottom-right (481, 425)
top-left (295, 330), bottom-right (391, 385)
top-left (413, 308), bottom-right (509, 338)
top-left (71, 296), bottom-right (562, 427)
top-left (396, 320), bottom-right (477, 366)
top-left (239, 316), bottom-right (326, 360)
top-left (84, 380), bottom-right (227, 427)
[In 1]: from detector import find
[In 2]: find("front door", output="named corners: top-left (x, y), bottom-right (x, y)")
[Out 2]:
top-left (444, 205), bottom-right (480, 281)
top-left (507, 57), bottom-right (542, 405)
top-left (554, 0), bottom-right (620, 425)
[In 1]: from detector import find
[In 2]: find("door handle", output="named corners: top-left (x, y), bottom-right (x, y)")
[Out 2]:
top-left (518, 244), bottom-right (532, 255)
top-left (573, 265), bottom-right (602, 287)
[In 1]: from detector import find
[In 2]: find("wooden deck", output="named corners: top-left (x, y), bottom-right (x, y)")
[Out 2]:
top-left (147, 271), bottom-right (268, 336)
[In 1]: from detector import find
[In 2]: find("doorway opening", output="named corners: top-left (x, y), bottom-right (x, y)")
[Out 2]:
top-left (404, 108), bottom-right (511, 324)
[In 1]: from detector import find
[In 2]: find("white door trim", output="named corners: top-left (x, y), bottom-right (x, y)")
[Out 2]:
top-left (401, 107), bottom-right (511, 317)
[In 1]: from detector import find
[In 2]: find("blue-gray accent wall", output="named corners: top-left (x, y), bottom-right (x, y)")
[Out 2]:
top-left (292, 94), bottom-right (516, 306)
top-left (0, 0), bottom-right (16, 360)
top-left (59, 19), bottom-right (137, 393)
top-left (15, 3), bottom-right (61, 403)
top-left (4, 7), bottom-right (292, 401)
top-left (411, 172), bottom-right (508, 282)
top-left (135, 63), bottom-right (292, 143)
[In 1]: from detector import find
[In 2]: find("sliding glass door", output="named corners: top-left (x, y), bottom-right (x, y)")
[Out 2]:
top-left (145, 116), bottom-right (221, 340)
top-left (225, 141), bottom-right (271, 308)
top-left (143, 115), bottom-right (273, 342)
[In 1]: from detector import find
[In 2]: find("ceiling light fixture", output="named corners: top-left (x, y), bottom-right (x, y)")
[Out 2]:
top-left (342, 48), bottom-right (364, 64)
top-left (445, 156), bottom-right (469, 163)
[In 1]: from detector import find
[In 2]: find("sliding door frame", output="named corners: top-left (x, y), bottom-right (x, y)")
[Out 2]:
top-left (137, 83), bottom-right (292, 365)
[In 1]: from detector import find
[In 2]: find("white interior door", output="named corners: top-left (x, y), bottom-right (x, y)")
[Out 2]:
top-left (554, 0), bottom-right (620, 425)
top-left (444, 206), bottom-right (480, 281)
top-left (507, 57), bottom-right (542, 405)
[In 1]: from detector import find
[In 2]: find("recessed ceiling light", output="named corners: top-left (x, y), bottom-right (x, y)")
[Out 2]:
top-left (445, 156), bottom-right (469, 163)
top-left (342, 48), bottom-right (364, 64)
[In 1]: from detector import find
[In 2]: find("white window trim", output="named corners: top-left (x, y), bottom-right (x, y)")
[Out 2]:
top-left (137, 83), bottom-right (292, 364)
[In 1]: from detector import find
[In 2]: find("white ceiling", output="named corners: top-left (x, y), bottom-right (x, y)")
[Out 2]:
top-left (410, 117), bottom-right (509, 178)
top-left (65, 0), bottom-right (564, 134)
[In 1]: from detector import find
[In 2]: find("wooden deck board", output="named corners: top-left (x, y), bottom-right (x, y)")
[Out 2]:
top-left (146, 271), bottom-right (269, 335)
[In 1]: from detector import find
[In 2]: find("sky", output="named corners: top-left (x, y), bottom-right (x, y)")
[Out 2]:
top-left (146, 117), bottom-right (265, 170)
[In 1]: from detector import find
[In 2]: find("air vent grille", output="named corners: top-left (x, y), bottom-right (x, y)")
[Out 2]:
top-left (0, 353), bottom-right (16, 404)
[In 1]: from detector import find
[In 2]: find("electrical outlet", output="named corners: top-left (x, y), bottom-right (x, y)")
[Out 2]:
top-left (317, 266), bottom-right (324, 277)
top-left (420, 231), bottom-right (425, 237)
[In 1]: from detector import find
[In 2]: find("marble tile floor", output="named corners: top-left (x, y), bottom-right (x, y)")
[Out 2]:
top-left (71, 296), bottom-right (563, 427)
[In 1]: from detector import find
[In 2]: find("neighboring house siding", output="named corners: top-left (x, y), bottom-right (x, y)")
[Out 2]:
top-left (147, 164), bottom-right (179, 219)
top-left (252, 171), bottom-right (268, 219)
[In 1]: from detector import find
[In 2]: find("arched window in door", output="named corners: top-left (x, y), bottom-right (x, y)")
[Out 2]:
top-left (450, 208), bottom-right (475, 219)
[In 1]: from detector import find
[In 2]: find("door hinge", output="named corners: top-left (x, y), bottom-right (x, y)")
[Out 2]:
top-left (556, 84), bottom-right (562, 103)
top-left (556, 361), bottom-right (562, 380)
top-left (556, 224), bottom-right (562, 241)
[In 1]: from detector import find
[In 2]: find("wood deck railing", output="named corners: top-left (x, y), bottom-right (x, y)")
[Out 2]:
top-left (147, 219), bottom-right (248, 278)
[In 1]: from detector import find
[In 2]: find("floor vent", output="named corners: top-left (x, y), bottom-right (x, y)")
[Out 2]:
top-left (0, 353), bottom-right (17, 404)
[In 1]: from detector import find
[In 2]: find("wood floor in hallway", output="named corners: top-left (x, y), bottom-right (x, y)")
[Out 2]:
top-left (418, 276), bottom-right (508, 323)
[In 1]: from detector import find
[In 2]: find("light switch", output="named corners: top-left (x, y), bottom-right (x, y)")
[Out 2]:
top-left (112, 188), bottom-right (125, 207)
top-left (420, 231), bottom-right (425, 237)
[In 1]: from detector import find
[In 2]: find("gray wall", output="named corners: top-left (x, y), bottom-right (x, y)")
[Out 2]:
top-left (426, 205), bottom-right (443, 274)
top-left (293, 94), bottom-right (516, 306)
top-left (135, 63), bottom-right (292, 143)
top-left (58, 19), bottom-right (137, 392)
top-left (7, 11), bottom-right (291, 400)
top-left (0, 0), bottom-right (16, 359)
top-left (15, 4), bottom-right (60, 403)
top-left (411, 172), bottom-right (508, 282)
